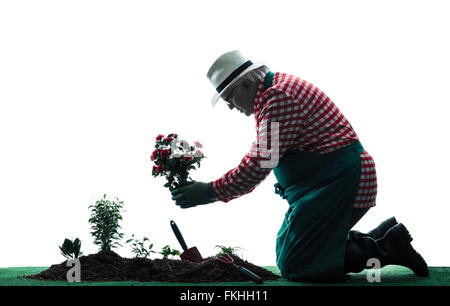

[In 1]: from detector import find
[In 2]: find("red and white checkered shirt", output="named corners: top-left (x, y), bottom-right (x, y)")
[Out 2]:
top-left (210, 72), bottom-right (377, 208)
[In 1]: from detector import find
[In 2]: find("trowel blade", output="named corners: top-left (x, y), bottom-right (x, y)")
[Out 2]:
top-left (180, 246), bottom-right (203, 263)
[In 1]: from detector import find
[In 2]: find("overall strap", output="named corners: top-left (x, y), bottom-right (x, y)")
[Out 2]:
top-left (264, 71), bottom-right (274, 91)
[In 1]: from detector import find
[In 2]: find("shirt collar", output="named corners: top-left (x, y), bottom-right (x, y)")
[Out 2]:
top-left (253, 72), bottom-right (272, 123)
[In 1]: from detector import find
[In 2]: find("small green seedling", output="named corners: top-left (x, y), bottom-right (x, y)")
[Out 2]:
top-left (214, 245), bottom-right (244, 258)
top-left (59, 238), bottom-right (83, 259)
top-left (88, 194), bottom-right (125, 253)
top-left (126, 235), bottom-right (157, 258)
top-left (159, 245), bottom-right (181, 259)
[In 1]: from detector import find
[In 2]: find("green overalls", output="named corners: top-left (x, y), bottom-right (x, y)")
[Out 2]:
top-left (264, 72), bottom-right (366, 282)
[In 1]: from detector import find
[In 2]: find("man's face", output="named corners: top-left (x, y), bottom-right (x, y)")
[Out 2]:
top-left (220, 76), bottom-right (258, 117)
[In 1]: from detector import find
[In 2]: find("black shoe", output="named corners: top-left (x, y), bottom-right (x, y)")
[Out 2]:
top-left (368, 217), bottom-right (399, 240)
top-left (348, 217), bottom-right (401, 241)
top-left (384, 223), bottom-right (429, 277)
top-left (344, 223), bottom-right (429, 277)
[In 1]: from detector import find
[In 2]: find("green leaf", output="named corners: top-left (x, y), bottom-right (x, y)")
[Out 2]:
top-left (73, 238), bottom-right (82, 258)
top-left (63, 239), bottom-right (74, 254)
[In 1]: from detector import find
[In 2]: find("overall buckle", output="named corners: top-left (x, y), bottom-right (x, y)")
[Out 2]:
top-left (274, 183), bottom-right (287, 199)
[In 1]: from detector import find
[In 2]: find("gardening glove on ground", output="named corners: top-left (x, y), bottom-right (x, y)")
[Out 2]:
top-left (171, 181), bottom-right (217, 209)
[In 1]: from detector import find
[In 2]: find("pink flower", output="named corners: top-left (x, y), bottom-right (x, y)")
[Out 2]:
top-left (194, 149), bottom-right (203, 157)
top-left (193, 141), bottom-right (203, 148)
top-left (164, 137), bottom-right (174, 142)
top-left (156, 134), bottom-right (165, 141)
top-left (150, 149), bottom-right (159, 161)
top-left (160, 149), bottom-right (170, 159)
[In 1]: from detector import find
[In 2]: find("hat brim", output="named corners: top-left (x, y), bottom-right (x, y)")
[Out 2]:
top-left (211, 62), bottom-right (267, 107)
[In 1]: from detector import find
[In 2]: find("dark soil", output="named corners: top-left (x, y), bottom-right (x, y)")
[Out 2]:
top-left (25, 251), bottom-right (280, 283)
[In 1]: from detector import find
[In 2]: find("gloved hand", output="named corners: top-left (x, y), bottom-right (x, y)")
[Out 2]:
top-left (171, 181), bottom-right (217, 209)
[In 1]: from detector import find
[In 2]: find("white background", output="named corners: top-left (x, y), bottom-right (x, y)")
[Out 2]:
top-left (1, 0), bottom-right (449, 268)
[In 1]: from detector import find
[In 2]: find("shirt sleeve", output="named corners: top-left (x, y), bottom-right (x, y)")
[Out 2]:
top-left (210, 93), bottom-right (301, 203)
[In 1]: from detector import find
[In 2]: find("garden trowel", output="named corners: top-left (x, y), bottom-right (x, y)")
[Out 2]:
top-left (170, 220), bottom-right (204, 263)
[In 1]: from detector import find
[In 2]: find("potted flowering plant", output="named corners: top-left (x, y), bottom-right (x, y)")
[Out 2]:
top-left (151, 133), bottom-right (205, 191)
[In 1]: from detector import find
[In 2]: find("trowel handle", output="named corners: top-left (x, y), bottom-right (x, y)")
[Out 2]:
top-left (170, 220), bottom-right (188, 251)
top-left (238, 266), bottom-right (263, 284)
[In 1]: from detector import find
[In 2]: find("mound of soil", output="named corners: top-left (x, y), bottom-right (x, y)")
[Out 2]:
top-left (26, 251), bottom-right (280, 283)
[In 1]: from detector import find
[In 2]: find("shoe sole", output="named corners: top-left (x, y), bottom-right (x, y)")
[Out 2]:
top-left (391, 223), bottom-right (429, 277)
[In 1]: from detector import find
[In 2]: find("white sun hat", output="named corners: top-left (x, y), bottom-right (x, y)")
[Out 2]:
top-left (206, 50), bottom-right (266, 107)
